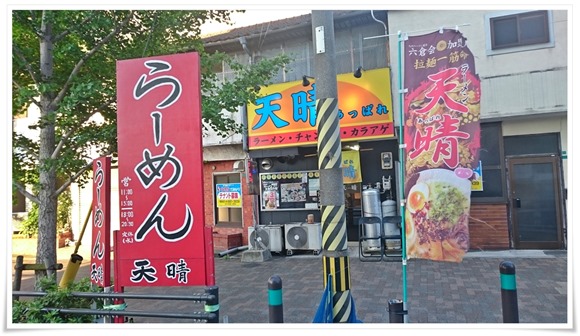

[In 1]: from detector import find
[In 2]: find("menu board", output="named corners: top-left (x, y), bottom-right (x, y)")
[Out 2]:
top-left (260, 170), bottom-right (320, 211)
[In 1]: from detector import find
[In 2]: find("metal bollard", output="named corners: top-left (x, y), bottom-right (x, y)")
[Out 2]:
top-left (204, 286), bottom-right (219, 323)
top-left (499, 261), bottom-right (519, 323)
top-left (388, 299), bottom-right (406, 323)
top-left (268, 275), bottom-right (283, 323)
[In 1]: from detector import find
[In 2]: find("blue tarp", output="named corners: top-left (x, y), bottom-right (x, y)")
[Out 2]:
top-left (313, 275), bottom-right (362, 323)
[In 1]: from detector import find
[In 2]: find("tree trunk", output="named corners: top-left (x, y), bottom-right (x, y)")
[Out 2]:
top-left (35, 11), bottom-right (58, 287)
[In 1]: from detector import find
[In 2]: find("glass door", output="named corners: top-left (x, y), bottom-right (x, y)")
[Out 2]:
top-left (507, 156), bottom-right (564, 249)
top-left (345, 183), bottom-right (361, 242)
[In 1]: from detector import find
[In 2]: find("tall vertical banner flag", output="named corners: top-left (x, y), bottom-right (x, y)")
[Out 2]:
top-left (116, 52), bottom-right (214, 286)
top-left (403, 29), bottom-right (481, 262)
top-left (91, 156), bottom-right (111, 287)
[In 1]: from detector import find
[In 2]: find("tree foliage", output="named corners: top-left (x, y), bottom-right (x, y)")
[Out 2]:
top-left (21, 188), bottom-right (72, 237)
top-left (12, 10), bottom-right (291, 283)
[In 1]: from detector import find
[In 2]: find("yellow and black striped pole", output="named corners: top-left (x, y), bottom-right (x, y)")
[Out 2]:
top-left (312, 10), bottom-right (352, 323)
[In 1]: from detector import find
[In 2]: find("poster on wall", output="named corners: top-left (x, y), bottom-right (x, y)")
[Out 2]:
top-left (471, 161), bottom-right (483, 191)
top-left (403, 29), bottom-right (481, 263)
top-left (262, 181), bottom-right (280, 210)
top-left (216, 183), bottom-right (242, 208)
top-left (260, 171), bottom-right (320, 211)
top-left (281, 182), bottom-right (307, 203)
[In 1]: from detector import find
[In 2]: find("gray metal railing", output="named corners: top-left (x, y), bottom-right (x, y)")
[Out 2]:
top-left (12, 286), bottom-right (220, 323)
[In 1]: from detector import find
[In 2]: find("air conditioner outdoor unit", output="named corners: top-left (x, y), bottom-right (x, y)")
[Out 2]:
top-left (284, 222), bottom-right (322, 255)
top-left (248, 225), bottom-right (283, 253)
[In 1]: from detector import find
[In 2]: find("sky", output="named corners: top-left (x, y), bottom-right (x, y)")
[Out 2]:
top-left (200, 9), bottom-right (311, 36)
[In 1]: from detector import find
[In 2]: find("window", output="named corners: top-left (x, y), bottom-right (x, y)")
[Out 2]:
top-left (491, 10), bottom-right (549, 50)
top-left (335, 25), bottom-right (388, 75)
top-left (214, 173), bottom-right (243, 227)
top-left (213, 53), bottom-right (250, 84)
top-left (504, 133), bottom-right (560, 156)
top-left (485, 10), bottom-right (553, 55)
top-left (472, 122), bottom-right (507, 202)
top-left (283, 41), bottom-right (311, 83)
top-left (213, 20), bottom-right (389, 87)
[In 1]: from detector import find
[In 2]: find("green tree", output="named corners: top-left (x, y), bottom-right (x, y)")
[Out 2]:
top-left (21, 188), bottom-right (72, 237)
top-left (12, 10), bottom-right (290, 286)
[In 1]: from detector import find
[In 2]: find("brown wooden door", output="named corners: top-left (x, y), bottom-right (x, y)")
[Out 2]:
top-left (507, 156), bottom-right (564, 249)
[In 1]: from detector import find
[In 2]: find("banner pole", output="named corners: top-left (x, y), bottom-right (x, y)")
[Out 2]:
top-left (397, 30), bottom-right (409, 323)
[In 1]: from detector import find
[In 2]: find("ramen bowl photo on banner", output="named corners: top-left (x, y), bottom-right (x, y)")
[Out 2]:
top-left (405, 169), bottom-right (471, 262)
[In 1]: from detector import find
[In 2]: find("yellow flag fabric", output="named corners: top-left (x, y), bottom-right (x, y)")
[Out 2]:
top-left (341, 150), bottom-right (362, 184)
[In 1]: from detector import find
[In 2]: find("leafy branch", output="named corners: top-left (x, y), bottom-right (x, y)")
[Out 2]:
top-left (50, 11), bottom-right (134, 111)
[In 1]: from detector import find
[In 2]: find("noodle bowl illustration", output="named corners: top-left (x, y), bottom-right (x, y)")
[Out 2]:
top-left (405, 169), bottom-right (471, 262)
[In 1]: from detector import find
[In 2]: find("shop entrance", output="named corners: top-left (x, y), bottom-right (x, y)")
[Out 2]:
top-left (345, 183), bottom-right (362, 242)
top-left (507, 155), bottom-right (564, 249)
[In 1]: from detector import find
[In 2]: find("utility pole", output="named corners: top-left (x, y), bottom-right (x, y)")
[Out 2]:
top-left (311, 10), bottom-right (353, 323)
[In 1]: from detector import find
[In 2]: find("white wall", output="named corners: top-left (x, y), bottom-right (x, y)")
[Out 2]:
top-left (386, 9), bottom-right (569, 208)
top-left (202, 106), bottom-right (245, 146)
top-left (387, 10), bottom-right (568, 123)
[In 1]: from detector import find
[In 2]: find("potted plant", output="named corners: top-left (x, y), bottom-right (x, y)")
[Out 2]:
top-left (57, 225), bottom-right (73, 248)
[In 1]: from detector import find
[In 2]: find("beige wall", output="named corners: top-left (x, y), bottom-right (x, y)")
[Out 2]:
top-left (386, 9), bottom-right (568, 195)
top-left (387, 10), bottom-right (568, 125)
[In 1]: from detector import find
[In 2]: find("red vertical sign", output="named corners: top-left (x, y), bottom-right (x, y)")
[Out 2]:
top-left (91, 156), bottom-right (111, 287)
top-left (403, 29), bottom-right (481, 262)
top-left (116, 52), bottom-right (213, 286)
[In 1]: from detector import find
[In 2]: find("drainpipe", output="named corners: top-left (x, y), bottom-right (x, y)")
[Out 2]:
top-left (239, 36), bottom-right (260, 229)
top-left (370, 10), bottom-right (390, 67)
top-left (239, 36), bottom-right (252, 154)
top-left (370, 10), bottom-right (387, 35)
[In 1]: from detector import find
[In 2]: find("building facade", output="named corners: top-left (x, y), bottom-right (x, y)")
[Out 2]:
top-left (202, 9), bottom-right (568, 251)
top-left (202, 11), bottom-right (396, 250)
top-left (20, 10), bottom-right (565, 253)
top-left (387, 9), bottom-right (567, 250)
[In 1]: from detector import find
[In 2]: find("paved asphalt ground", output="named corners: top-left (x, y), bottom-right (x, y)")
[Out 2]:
top-left (11, 244), bottom-right (570, 327)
